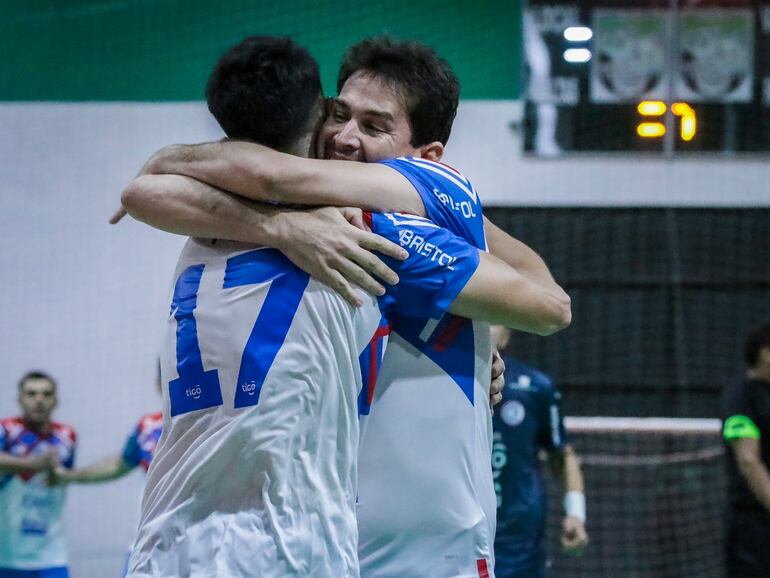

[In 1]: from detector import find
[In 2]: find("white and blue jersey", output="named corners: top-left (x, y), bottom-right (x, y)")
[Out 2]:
top-left (380, 157), bottom-right (487, 252)
top-left (121, 412), bottom-right (162, 473)
top-left (0, 417), bottom-right (76, 578)
top-left (357, 158), bottom-right (496, 578)
top-left (128, 211), bottom-right (479, 578)
top-left (492, 359), bottom-right (566, 578)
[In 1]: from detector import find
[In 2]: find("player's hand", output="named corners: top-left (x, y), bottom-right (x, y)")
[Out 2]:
top-left (47, 466), bottom-right (73, 487)
top-left (111, 145), bottom-right (178, 224)
top-left (274, 207), bottom-right (408, 307)
top-left (26, 449), bottom-right (58, 473)
top-left (561, 516), bottom-right (588, 555)
top-left (109, 205), bottom-right (128, 224)
top-left (339, 207), bottom-right (368, 231)
top-left (489, 349), bottom-right (505, 412)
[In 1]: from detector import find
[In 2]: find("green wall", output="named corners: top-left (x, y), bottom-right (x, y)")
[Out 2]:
top-left (1, 0), bottom-right (521, 101)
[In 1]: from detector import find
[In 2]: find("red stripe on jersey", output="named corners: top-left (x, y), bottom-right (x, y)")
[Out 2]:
top-left (366, 324), bottom-right (391, 405)
top-left (438, 160), bottom-right (463, 176)
top-left (138, 411), bottom-right (163, 433)
top-left (363, 211), bottom-right (373, 230)
top-left (367, 340), bottom-right (379, 405)
top-left (433, 316), bottom-right (467, 352)
top-left (52, 421), bottom-right (77, 444)
top-left (476, 559), bottom-right (490, 578)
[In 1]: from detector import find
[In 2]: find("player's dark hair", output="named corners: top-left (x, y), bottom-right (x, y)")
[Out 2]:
top-left (206, 35), bottom-right (322, 151)
top-left (337, 36), bottom-right (460, 147)
top-left (18, 370), bottom-right (57, 392)
top-left (745, 323), bottom-right (770, 367)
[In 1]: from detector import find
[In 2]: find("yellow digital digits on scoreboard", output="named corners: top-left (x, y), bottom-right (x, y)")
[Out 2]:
top-left (637, 101), bottom-right (697, 142)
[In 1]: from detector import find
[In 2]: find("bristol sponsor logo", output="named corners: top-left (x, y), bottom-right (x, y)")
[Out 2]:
top-left (185, 386), bottom-right (203, 400)
top-left (397, 229), bottom-right (457, 270)
top-left (240, 381), bottom-right (257, 396)
top-left (432, 188), bottom-right (477, 219)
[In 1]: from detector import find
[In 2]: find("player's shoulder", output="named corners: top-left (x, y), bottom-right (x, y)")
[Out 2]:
top-left (137, 411), bottom-right (163, 432)
top-left (0, 417), bottom-right (24, 436)
top-left (382, 157), bottom-right (480, 202)
top-left (393, 156), bottom-right (472, 180)
top-left (504, 358), bottom-right (555, 392)
top-left (0, 416), bottom-right (23, 427)
top-left (371, 211), bottom-right (440, 231)
top-left (50, 421), bottom-right (77, 444)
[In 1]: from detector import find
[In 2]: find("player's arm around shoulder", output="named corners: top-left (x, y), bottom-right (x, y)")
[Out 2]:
top-left (143, 141), bottom-right (425, 215)
top-left (450, 251), bottom-right (572, 336)
top-left (120, 172), bottom-right (409, 308)
top-left (372, 212), bottom-right (571, 334)
top-left (483, 216), bottom-right (568, 298)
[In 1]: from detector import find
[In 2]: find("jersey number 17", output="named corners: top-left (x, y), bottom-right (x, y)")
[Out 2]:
top-left (168, 249), bottom-right (308, 416)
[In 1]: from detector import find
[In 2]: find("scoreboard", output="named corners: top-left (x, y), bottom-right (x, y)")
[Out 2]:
top-left (523, 1), bottom-right (770, 156)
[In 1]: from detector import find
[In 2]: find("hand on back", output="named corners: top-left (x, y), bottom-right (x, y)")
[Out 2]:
top-left (274, 207), bottom-right (407, 307)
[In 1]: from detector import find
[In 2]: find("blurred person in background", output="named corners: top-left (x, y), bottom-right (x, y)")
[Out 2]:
top-left (0, 371), bottom-right (76, 578)
top-left (490, 326), bottom-right (588, 578)
top-left (722, 323), bottom-right (770, 578)
top-left (54, 412), bottom-right (161, 486)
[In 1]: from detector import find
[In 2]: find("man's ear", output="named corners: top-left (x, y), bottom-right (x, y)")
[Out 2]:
top-left (416, 141), bottom-right (444, 162)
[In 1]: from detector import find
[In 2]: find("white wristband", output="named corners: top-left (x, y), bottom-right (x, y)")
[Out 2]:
top-left (564, 491), bottom-right (586, 522)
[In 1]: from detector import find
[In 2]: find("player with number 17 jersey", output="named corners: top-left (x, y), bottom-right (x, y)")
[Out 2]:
top-left (358, 157), bottom-right (496, 578)
top-left (127, 210), bottom-right (481, 578)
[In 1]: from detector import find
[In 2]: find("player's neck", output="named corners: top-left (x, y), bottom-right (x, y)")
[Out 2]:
top-left (22, 416), bottom-right (52, 435)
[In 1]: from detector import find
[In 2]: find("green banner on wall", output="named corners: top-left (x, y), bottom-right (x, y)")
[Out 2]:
top-left (1, 0), bottom-right (521, 101)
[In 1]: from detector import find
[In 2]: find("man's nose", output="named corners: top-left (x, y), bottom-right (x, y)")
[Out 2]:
top-left (333, 121), bottom-right (361, 151)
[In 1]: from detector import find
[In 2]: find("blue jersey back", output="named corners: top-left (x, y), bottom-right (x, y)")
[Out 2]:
top-left (357, 211), bottom-right (481, 415)
top-left (378, 157), bottom-right (487, 405)
top-left (492, 359), bottom-right (566, 543)
top-left (379, 157), bottom-right (486, 251)
top-left (357, 161), bottom-right (495, 576)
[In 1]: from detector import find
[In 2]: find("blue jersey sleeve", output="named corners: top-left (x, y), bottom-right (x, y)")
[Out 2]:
top-left (63, 446), bottom-right (76, 469)
top-left (121, 424), bottom-right (142, 469)
top-left (0, 423), bottom-right (6, 452)
top-left (369, 212), bottom-right (479, 320)
top-left (379, 157), bottom-right (486, 250)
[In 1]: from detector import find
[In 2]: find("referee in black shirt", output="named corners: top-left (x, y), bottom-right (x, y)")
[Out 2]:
top-left (722, 323), bottom-right (770, 578)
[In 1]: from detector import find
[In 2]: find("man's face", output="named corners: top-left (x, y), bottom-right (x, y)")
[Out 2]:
top-left (318, 71), bottom-right (421, 163)
top-left (19, 378), bottom-right (57, 425)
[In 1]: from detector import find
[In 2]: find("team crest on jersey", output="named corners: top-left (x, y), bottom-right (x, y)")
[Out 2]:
top-left (509, 374), bottom-right (533, 391)
top-left (500, 400), bottom-right (526, 427)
